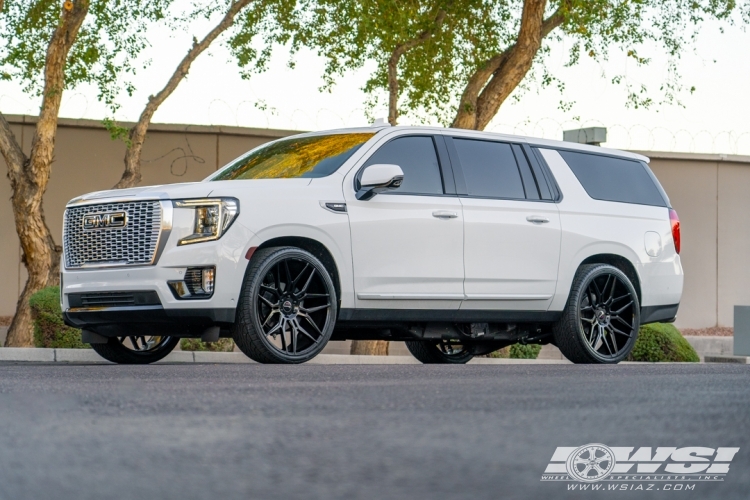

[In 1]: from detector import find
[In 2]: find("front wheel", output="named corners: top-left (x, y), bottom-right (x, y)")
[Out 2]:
top-left (553, 264), bottom-right (640, 364)
top-left (405, 340), bottom-right (474, 364)
top-left (233, 247), bottom-right (338, 364)
top-left (90, 334), bottom-right (179, 364)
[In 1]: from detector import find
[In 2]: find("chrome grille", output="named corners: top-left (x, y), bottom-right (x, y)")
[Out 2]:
top-left (63, 201), bottom-right (162, 268)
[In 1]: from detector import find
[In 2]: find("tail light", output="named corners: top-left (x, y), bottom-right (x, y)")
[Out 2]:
top-left (669, 209), bottom-right (680, 254)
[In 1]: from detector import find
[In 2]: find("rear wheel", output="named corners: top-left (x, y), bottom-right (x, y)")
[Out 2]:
top-left (233, 247), bottom-right (337, 364)
top-left (553, 264), bottom-right (640, 364)
top-left (405, 340), bottom-right (474, 364)
top-left (90, 334), bottom-right (179, 364)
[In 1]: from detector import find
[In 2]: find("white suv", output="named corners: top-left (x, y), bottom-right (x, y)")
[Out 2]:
top-left (61, 126), bottom-right (683, 365)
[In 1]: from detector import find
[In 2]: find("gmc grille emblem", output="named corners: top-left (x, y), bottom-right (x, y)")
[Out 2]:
top-left (83, 212), bottom-right (127, 230)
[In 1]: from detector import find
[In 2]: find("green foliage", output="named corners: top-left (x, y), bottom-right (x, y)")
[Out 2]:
top-left (628, 323), bottom-right (699, 363)
top-left (226, 0), bottom-right (297, 80)
top-left (180, 338), bottom-right (234, 352)
top-left (1, 0), bottom-right (175, 113)
top-left (488, 343), bottom-right (542, 359)
top-left (102, 118), bottom-right (131, 147)
top-left (294, 0), bottom-right (500, 123)
top-left (292, 0), bottom-right (748, 124)
top-left (0, 0), bottom-right (291, 116)
top-left (29, 286), bottom-right (88, 349)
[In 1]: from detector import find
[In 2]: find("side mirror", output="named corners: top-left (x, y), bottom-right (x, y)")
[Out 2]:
top-left (356, 164), bottom-right (404, 200)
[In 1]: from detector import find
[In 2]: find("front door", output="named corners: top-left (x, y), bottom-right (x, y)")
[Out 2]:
top-left (445, 136), bottom-right (561, 311)
top-left (345, 135), bottom-right (464, 310)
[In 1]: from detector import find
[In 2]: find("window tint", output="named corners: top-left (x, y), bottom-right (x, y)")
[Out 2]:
top-left (453, 139), bottom-right (525, 199)
top-left (558, 150), bottom-right (667, 207)
top-left (364, 136), bottom-right (444, 195)
top-left (211, 133), bottom-right (374, 180)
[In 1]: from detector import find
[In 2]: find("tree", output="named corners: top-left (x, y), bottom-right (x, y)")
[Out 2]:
top-left (0, 0), bottom-right (286, 346)
top-left (111, 0), bottom-right (294, 189)
top-left (296, 0), bottom-right (492, 126)
top-left (0, 0), bottom-right (176, 346)
top-left (299, 0), bottom-right (747, 130)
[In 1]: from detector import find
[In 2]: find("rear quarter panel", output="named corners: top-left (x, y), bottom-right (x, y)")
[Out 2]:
top-left (540, 149), bottom-right (683, 310)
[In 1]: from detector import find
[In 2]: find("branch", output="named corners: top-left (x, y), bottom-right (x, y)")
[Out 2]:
top-left (27, 0), bottom-right (90, 185)
top-left (0, 113), bottom-right (27, 179)
top-left (114, 0), bottom-right (255, 189)
top-left (387, 8), bottom-right (448, 125)
top-left (452, 0), bottom-right (568, 129)
top-left (541, 3), bottom-right (567, 38)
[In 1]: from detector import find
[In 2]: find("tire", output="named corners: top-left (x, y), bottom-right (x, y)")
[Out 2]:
top-left (233, 247), bottom-right (338, 364)
top-left (553, 264), bottom-right (640, 364)
top-left (405, 340), bottom-right (474, 364)
top-left (90, 335), bottom-right (179, 364)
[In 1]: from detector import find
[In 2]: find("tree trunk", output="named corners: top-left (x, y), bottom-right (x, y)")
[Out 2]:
top-left (0, 2), bottom-right (89, 346)
top-left (113, 0), bottom-right (255, 189)
top-left (350, 340), bottom-right (390, 356)
top-left (451, 0), bottom-right (566, 130)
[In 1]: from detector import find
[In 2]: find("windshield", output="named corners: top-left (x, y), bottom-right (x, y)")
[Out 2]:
top-left (210, 132), bottom-right (375, 181)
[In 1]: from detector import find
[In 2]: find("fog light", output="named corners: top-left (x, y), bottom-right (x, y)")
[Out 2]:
top-left (168, 266), bottom-right (216, 299)
top-left (202, 268), bottom-right (215, 294)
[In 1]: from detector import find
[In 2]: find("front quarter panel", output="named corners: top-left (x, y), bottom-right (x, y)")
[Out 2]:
top-left (209, 178), bottom-right (356, 308)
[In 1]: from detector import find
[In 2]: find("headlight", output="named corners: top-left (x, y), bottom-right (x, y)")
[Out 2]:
top-left (173, 198), bottom-right (239, 245)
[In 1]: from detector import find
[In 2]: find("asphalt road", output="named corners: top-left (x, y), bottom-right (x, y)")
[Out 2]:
top-left (0, 363), bottom-right (747, 500)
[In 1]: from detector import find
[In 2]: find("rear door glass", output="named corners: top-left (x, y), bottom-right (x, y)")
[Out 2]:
top-left (452, 139), bottom-right (525, 199)
top-left (558, 150), bottom-right (667, 207)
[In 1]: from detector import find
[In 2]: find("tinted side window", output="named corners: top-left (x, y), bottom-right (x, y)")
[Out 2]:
top-left (365, 136), bottom-right (444, 195)
top-left (558, 150), bottom-right (667, 207)
top-left (453, 139), bottom-right (525, 199)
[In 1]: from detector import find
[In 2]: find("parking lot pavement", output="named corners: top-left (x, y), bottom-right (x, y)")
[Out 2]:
top-left (0, 363), bottom-right (747, 500)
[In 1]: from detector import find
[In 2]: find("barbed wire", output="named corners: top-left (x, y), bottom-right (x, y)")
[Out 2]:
top-left (3, 93), bottom-right (749, 156)
top-left (202, 99), bottom-right (750, 155)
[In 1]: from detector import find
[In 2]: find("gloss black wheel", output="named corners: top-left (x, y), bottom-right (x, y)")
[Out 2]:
top-left (405, 339), bottom-right (474, 364)
top-left (233, 247), bottom-right (337, 364)
top-left (90, 333), bottom-right (179, 364)
top-left (553, 264), bottom-right (640, 364)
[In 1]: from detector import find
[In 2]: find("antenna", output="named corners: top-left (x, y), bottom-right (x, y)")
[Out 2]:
top-left (370, 118), bottom-right (390, 127)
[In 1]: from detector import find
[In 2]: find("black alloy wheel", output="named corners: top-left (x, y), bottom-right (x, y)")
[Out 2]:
top-left (233, 247), bottom-right (337, 364)
top-left (90, 334), bottom-right (179, 364)
top-left (553, 264), bottom-right (640, 364)
top-left (405, 339), bottom-right (474, 364)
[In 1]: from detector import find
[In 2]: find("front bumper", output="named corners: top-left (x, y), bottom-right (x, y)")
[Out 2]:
top-left (61, 211), bottom-right (256, 323)
top-left (64, 305), bottom-right (236, 337)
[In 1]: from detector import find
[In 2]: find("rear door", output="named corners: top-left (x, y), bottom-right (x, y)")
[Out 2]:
top-left (445, 135), bottom-right (562, 311)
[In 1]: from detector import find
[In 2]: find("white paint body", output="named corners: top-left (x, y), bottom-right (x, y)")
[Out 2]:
top-left (61, 126), bottom-right (683, 322)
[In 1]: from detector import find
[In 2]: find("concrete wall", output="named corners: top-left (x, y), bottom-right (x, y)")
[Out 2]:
top-left (1, 115), bottom-right (749, 328)
top-left (644, 152), bottom-right (750, 328)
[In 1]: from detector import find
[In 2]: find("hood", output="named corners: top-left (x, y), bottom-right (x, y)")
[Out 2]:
top-left (67, 182), bottom-right (213, 206)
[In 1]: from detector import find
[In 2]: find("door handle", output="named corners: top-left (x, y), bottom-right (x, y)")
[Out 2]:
top-left (432, 210), bottom-right (458, 219)
top-left (526, 215), bottom-right (549, 224)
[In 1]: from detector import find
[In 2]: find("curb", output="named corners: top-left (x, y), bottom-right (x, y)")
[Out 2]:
top-left (0, 348), bottom-right (573, 365)
top-left (704, 355), bottom-right (749, 364)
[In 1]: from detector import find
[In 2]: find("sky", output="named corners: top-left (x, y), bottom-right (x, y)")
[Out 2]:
top-left (1, 9), bottom-right (749, 155)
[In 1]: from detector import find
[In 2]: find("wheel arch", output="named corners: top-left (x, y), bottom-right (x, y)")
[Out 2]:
top-left (579, 253), bottom-right (642, 304)
top-left (255, 236), bottom-right (342, 302)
